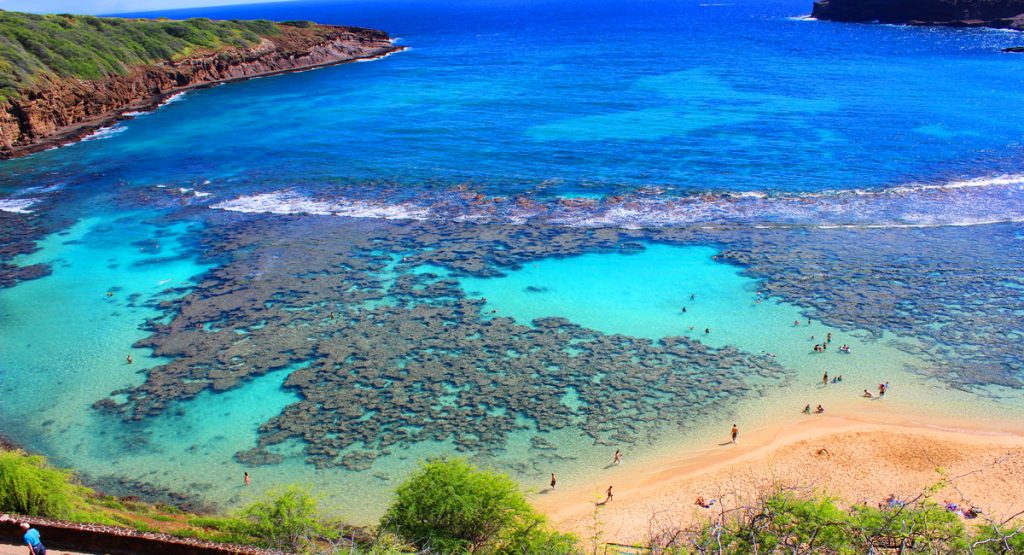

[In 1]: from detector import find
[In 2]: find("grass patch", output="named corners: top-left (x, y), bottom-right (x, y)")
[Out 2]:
top-left (0, 9), bottom-right (291, 102)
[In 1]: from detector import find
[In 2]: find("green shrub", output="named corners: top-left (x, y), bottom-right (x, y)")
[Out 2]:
top-left (235, 485), bottom-right (330, 552)
top-left (0, 449), bottom-right (84, 518)
top-left (382, 458), bottom-right (576, 554)
top-left (971, 524), bottom-right (1024, 554)
top-left (678, 490), bottom-right (982, 554)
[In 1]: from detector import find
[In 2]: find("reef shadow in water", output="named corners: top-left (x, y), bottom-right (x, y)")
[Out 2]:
top-left (94, 213), bottom-right (1024, 472)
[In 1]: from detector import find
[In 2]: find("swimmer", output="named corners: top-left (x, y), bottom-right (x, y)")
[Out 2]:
top-left (244, 472), bottom-right (250, 486)
top-left (705, 328), bottom-right (710, 334)
top-left (126, 355), bottom-right (133, 364)
top-left (681, 307), bottom-right (687, 313)
top-left (613, 449), bottom-right (621, 465)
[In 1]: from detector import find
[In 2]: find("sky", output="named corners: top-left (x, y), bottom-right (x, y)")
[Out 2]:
top-left (0, 0), bottom-right (293, 15)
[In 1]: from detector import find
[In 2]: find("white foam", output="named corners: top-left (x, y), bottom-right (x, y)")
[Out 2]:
top-left (356, 48), bottom-right (406, 62)
top-left (0, 198), bottom-right (40, 214)
top-left (208, 173), bottom-right (1024, 230)
top-left (787, 15), bottom-right (817, 21)
top-left (160, 91), bottom-right (189, 106)
top-left (211, 191), bottom-right (430, 220)
top-left (81, 125), bottom-right (127, 141)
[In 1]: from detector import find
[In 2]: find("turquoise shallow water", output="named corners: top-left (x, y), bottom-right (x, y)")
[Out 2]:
top-left (4, 221), bottom-right (1017, 522)
top-left (1, 0), bottom-right (1024, 523)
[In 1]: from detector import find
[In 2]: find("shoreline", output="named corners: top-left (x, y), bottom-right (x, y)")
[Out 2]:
top-left (533, 410), bottom-right (1024, 544)
top-left (1, 45), bottom-right (406, 161)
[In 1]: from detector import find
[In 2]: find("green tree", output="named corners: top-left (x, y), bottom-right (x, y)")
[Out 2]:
top-left (382, 458), bottom-right (576, 554)
top-left (236, 484), bottom-right (329, 552)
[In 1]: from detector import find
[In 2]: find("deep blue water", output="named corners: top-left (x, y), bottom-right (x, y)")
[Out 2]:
top-left (2, 0), bottom-right (1024, 225)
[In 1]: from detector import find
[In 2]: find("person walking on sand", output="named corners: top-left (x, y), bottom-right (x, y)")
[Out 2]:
top-left (730, 424), bottom-right (738, 444)
top-left (550, 473), bottom-right (557, 490)
top-left (613, 449), bottom-right (622, 465)
top-left (605, 485), bottom-right (614, 503)
top-left (19, 522), bottom-right (45, 555)
top-left (244, 472), bottom-right (250, 486)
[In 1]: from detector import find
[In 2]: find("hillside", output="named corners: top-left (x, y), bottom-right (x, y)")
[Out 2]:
top-left (811, 0), bottom-right (1024, 29)
top-left (0, 10), bottom-right (401, 158)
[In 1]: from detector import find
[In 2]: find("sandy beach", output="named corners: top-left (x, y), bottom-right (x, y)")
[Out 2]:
top-left (534, 411), bottom-right (1024, 545)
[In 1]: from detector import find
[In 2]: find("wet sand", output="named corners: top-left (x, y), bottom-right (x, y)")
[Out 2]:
top-left (534, 410), bottom-right (1024, 545)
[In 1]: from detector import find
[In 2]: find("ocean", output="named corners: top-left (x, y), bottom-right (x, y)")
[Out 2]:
top-left (1, 0), bottom-right (1023, 522)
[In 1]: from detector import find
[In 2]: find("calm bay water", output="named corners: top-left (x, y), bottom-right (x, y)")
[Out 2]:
top-left (1, 0), bottom-right (1023, 521)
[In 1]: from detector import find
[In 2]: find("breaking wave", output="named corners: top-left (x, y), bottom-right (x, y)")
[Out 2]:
top-left (211, 191), bottom-right (431, 220)
top-left (0, 198), bottom-right (41, 214)
top-left (208, 174), bottom-right (1024, 230)
top-left (81, 125), bottom-right (127, 142)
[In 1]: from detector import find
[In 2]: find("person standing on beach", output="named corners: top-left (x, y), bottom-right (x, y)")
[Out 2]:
top-left (822, 371), bottom-right (828, 385)
top-left (19, 522), bottom-right (45, 555)
top-left (730, 424), bottom-right (738, 444)
top-left (550, 473), bottom-right (557, 490)
top-left (613, 449), bottom-right (622, 465)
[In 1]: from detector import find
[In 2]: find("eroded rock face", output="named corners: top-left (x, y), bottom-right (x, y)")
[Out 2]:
top-left (0, 25), bottom-right (401, 158)
top-left (811, 0), bottom-right (1024, 29)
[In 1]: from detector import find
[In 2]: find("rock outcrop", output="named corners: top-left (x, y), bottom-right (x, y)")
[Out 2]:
top-left (811, 0), bottom-right (1024, 30)
top-left (0, 24), bottom-right (402, 159)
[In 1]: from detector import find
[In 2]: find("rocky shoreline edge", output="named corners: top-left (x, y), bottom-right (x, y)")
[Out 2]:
top-left (0, 25), bottom-right (405, 160)
top-left (810, 0), bottom-right (1024, 31)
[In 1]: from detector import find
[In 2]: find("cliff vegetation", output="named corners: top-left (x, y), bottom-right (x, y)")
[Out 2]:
top-left (0, 10), bottom-right (399, 157)
top-left (0, 10), bottom-right (297, 102)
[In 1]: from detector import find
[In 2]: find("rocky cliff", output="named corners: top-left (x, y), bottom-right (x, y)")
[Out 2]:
top-left (0, 24), bottom-right (401, 159)
top-left (811, 0), bottom-right (1024, 29)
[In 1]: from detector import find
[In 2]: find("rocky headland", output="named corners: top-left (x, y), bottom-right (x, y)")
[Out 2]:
top-left (0, 13), bottom-right (402, 159)
top-left (811, 0), bottom-right (1024, 30)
